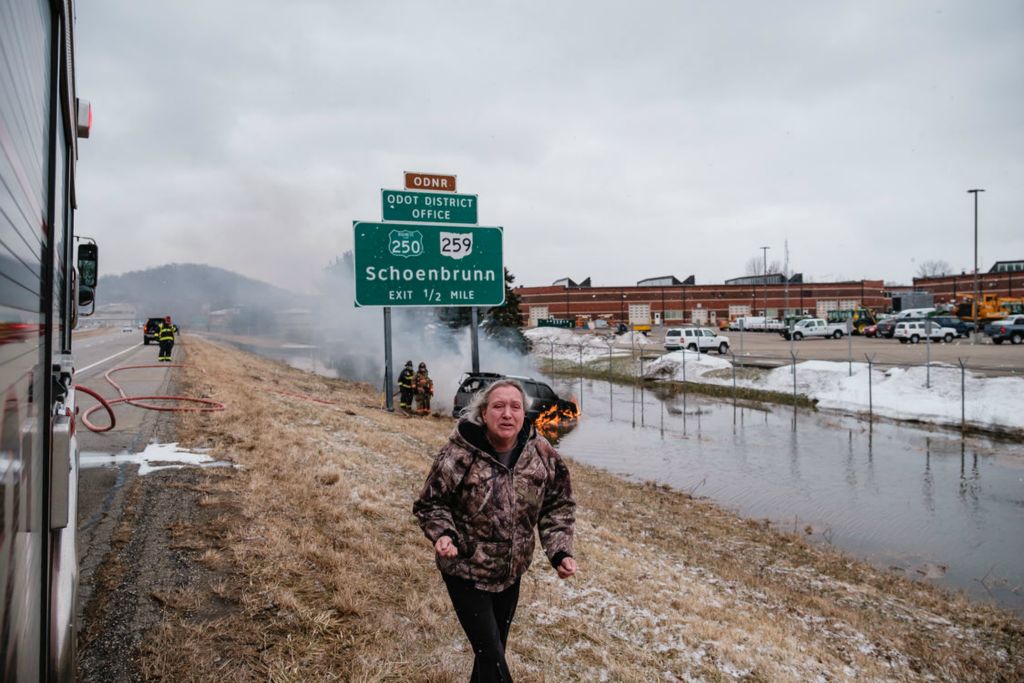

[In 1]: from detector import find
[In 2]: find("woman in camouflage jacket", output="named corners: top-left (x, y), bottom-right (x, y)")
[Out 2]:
top-left (414, 379), bottom-right (577, 682)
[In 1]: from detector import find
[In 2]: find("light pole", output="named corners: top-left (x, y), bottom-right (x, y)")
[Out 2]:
top-left (968, 189), bottom-right (984, 344)
top-left (760, 246), bottom-right (770, 318)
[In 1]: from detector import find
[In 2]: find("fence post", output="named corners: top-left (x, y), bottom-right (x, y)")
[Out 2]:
top-left (847, 320), bottom-right (853, 377)
top-left (865, 353), bottom-right (875, 423)
top-left (608, 342), bottom-right (613, 378)
top-left (925, 320), bottom-right (932, 389)
top-left (790, 350), bottom-right (798, 405)
top-left (730, 351), bottom-right (738, 407)
top-left (958, 357), bottom-right (967, 434)
top-left (681, 351), bottom-right (688, 422)
top-left (579, 345), bottom-right (584, 411)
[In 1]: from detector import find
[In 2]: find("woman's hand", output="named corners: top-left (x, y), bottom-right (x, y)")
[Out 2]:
top-left (556, 556), bottom-right (577, 579)
top-left (434, 535), bottom-right (458, 558)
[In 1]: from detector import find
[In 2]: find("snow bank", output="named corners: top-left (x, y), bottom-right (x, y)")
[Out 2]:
top-left (759, 361), bottom-right (1024, 430)
top-left (525, 327), bottom-right (631, 362)
top-left (643, 350), bottom-right (732, 381)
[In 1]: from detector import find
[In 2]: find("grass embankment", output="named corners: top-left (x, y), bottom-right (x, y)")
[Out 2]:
top-left (142, 337), bottom-right (1022, 681)
top-left (543, 356), bottom-right (818, 410)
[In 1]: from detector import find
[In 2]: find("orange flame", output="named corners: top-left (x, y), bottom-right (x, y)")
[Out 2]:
top-left (534, 399), bottom-right (580, 440)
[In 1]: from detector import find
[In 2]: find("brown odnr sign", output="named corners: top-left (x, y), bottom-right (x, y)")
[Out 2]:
top-left (405, 172), bottom-right (457, 192)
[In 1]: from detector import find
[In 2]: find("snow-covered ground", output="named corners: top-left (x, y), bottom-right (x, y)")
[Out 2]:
top-left (644, 351), bottom-right (1024, 432)
top-left (524, 327), bottom-right (651, 363)
top-left (526, 329), bottom-right (1024, 433)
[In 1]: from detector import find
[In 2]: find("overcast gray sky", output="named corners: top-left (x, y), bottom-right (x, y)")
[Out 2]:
top-left (76, 1), bottom-right (1023, 293)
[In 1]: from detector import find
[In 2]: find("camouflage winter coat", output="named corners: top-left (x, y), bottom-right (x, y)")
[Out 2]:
top-left (413, 420), bottom-right (575, 592)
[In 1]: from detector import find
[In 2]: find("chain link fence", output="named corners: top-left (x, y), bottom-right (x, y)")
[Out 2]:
top-left (533, 335), bottom-right (1023, 435)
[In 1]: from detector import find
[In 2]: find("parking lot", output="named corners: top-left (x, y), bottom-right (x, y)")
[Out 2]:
top-left (634, 327), bottom-right (1024, 375)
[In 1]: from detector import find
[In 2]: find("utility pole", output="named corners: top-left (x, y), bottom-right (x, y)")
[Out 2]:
top-left (968, 189), bottom-right (984, 344)
top-left (760, 246), bottom-right (770, 318)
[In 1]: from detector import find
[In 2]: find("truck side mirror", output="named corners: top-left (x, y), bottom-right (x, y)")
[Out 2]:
top-left (77, 243), bottom-right (98, 308)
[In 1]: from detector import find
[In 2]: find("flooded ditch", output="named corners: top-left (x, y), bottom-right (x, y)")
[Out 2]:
top-left (546, 376), bottom-right (1024, 615)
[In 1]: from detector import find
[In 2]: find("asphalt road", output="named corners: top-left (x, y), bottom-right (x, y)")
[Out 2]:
top-left (74, 328), bottom-right (189, 681)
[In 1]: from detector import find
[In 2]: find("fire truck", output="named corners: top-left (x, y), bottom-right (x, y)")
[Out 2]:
top-left (1, 0), bottom-right (97, 679)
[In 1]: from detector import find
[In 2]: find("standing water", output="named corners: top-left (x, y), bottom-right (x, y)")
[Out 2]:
top-left (548, 376), bottom-right (1024, 615)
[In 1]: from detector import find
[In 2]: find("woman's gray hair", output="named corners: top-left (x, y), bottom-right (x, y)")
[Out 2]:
top-left (460, 378), bottom-right (527, 424)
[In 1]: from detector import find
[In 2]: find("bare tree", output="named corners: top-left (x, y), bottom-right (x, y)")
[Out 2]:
top-left (744, 257), bottom-right (785, 276)
top-left (916, 260), bottom-right (952, 278)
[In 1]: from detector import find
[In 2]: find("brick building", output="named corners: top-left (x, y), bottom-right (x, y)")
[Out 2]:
top-left (517, 277), bottom-right (888, 327)
top-left (913, 260), bottom-right (1024, 305)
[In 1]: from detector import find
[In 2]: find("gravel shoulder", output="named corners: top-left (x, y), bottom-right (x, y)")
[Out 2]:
top-left (78, 338), bottom-right (1023, 681)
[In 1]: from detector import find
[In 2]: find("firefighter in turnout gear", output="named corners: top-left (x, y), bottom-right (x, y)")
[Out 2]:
top-left (398, 360), bottom-right (416, 411)
top-left (414, 362), bottom-right (433, 415)
top-left (157, 316), bottom-right (176, 362)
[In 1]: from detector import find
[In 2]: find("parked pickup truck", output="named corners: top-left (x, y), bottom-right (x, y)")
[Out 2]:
top-left (983, 316), bottom-right (1024, 345)
top-left (780, 318), bottom-right (847, 340)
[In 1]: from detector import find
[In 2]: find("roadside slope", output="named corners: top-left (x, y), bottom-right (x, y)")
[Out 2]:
top-left (136, 338), bottom-right (1021, 681)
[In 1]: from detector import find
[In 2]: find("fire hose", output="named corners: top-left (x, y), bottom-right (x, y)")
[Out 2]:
top-left (76, 363), bottom-right (226, 433)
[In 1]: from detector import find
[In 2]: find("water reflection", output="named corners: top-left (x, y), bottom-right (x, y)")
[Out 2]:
top-left (548, 376), bottom-right (1024, 615)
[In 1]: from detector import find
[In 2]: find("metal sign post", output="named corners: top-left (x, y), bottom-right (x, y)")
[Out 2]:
top-left (383, 307), bottom-right (394, 411)
top-left (471, 307), bottom-right (480, 373)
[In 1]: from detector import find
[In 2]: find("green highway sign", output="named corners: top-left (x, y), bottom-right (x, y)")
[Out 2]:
top-left (381, 189), bottom-right (478, 224)
top-left (353, 221), bottom-right (504, 307)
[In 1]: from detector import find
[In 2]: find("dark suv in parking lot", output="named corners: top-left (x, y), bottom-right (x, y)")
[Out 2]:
top-left (930, 315), bottom-right (974, 338)
top-left (452, 372), bottom-right (571, 421)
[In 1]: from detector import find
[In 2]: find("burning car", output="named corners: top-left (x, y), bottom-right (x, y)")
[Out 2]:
top-left (452, 372), bottom-right (579, 429)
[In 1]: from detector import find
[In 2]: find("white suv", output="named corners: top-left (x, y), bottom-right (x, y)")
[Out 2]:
top-left (894, 320), bottom-right (956, 344)
top-left (664, 327), bottom-right (730, 354)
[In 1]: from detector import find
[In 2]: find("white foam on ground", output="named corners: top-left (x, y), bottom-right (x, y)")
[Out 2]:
top-left (80, 442), bottom-right (234, 475)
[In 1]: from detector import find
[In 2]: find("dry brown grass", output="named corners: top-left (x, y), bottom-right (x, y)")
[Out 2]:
top-left (138, 337), bottom-right (1023, 682)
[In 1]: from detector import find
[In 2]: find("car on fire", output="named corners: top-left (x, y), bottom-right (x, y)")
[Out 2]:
top-left (451, 372), bottom-right (576, 422)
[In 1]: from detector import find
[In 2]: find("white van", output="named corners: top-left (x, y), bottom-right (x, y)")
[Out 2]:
top-left (893, 307), bottom-right (936, 320)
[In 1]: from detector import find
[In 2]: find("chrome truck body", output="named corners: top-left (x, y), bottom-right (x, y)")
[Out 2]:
top-left (1, 0), bottom-right (92, 679)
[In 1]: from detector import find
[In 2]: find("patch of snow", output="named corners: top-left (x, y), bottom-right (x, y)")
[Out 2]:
top-left (80, 442), bottom-right (234, 475)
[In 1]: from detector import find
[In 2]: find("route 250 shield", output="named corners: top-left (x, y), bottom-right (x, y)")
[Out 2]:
top-left (388, 229), bottom-right (424, 258)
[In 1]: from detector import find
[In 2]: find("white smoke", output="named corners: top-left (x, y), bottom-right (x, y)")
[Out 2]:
top-left (313, 255), bottom-right (537, 413)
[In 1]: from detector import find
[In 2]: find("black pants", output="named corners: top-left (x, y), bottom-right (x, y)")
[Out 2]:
top-left (158, 339), bottom-right (173, 361)
top-left (442, 573), bottom-right (521, 683)
top-left (399, 387), bottom-right (414, 409)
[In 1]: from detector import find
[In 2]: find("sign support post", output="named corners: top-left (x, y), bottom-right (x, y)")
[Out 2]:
top-left (471, 307), bottom-right (480, 373)
top-left (383, 307), bottom-right (394, 411)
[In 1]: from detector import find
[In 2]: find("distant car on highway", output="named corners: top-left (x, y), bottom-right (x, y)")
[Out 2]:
top-left (143, 317), bottom-right (164, 345)
top-left (983, 316), bottom-right (1024, 345)
top-left (121, 325), bottom-right (133, 333)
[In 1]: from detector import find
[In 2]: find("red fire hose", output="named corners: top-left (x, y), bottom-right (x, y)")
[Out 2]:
top-left (76, 363), bottom-right (226, 433)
